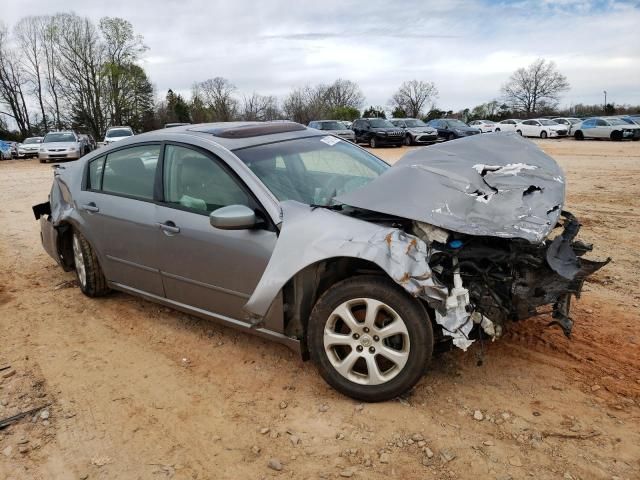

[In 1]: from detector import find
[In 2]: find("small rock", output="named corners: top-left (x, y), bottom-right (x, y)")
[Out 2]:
top-left (279, 401), bottom-right (288, 409)
top-left (260, 427), bottom-right (270, 435)
top-left (18, 445), bottom-right (29, 454)
top-left (251, 445), bottom-right (261, 455)
top-left (336, 433), bottom-right (345, 440)
top-left (319, 404), bottom-right (329, 412)
top-left (2, 445), bottom-right (12, 457)
top-left (364, 457), bottom-right (372, 467)
top-left (425, 447), bottom-right (434, 458)
top-left (79, 474), bottom-right (89, 480)
top-left (289, 435), bottom-right (300, 446)
top-left (411, 433), bottom-right (424, 442)
top-left (591, 385), bottom-right (601, 392)
top-left (269, 431), bottom-right (279, 439)
top-left (1, 369), bottom-right (16, 379)
top-left (268, 458), bottom-right (283, 471)
top-left (563, 473), bottom-right (574, 480)
top-left (42, 420), bottom-right (50, 426)
top-left (40, 409), bottom-right (50, 420)
top-left (0, 399), bottom-right (8, 406)
top-left (473, 410), bottom-right (484, 421)
top-left (569, 424), bottom-right (580, 432)
top-left (483, 440), bottom-right (494, 446)
top-left (509, 456), bottom-right (523, 467)
top-left (501, 412), bottom-right (510, 420)
top-left (91, 456), bottom-right (111, 467)
top-left (417, 440), bottom-right (426, 448)
top-left (355, 404), bottom-right (364, 412)
top-left (339, 469), bottom-right (354, 478)
top-left (379, 452), bottom-right (390, 464)
top-left (440, 449), bottom-right (456, 463)
top-left (17, 438), bottom-right (29, 445)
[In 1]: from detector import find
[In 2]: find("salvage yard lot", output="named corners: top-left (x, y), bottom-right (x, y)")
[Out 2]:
top-left (1, 139), bottom-right (639, 479)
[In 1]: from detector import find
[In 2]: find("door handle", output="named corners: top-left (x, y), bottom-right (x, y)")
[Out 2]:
top-left (81, 202), bottom-right (99, 213)
top-left (157, 221), bottom-right (180, 234)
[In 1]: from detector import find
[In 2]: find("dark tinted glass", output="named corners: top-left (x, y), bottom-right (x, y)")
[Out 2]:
top-left (102, 145), bottom-right (160, 199)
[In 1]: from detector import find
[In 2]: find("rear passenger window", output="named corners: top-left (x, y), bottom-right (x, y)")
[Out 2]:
top-left (87, 156), bottom-right (105, 190)
top-left (102, 145), bottom-right (160, 200)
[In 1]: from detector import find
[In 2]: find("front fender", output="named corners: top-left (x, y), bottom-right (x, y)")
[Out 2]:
top-left (243, 201), bottom-right (448, 322)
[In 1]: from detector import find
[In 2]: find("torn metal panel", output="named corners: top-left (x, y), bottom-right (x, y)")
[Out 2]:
top-left (336, 133), bottom-right (565, 243)
top-left (243, 201), bottom-right (449, 320)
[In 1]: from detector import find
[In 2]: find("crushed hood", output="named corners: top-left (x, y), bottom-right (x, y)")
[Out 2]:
top-left (336, 133), bottom-right (565, 243)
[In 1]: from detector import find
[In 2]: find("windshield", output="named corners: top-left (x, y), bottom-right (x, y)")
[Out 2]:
top-left (106, 128), bottom-right (133, 138)
top-left (569, 118), bottom-right (581, 124)
top-left (235, 136), bottom-right (389, 206)
top-left (447, 119), bottom-right (468, 128)
top-left (23, 137), bottom-right (42, 144)
top-left (606, 118), bottom-right (627, 126)
top-left (43, 133), bottom-right (76, 143)
top-left (539, 120), bottom-right (559, 126)
top-left (369, 119), bottom-right (394, 128)
top-left (404, 119), bottom-right (427, 127)
top-left (317, 121), bottom-right (346, 130)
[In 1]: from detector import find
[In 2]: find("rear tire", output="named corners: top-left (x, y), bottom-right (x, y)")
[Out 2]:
top-left (495, 128), bottom-right (500, 132)
top-left (308, 275), bottom-right (433, 402)
top-left (447, 133), bottom-right (455, 141)
top-left (72, 230), bottom-right (110, 297)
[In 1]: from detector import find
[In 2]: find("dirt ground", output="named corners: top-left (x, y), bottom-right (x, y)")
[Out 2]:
top-left (1, 139), bottom-right (639, 480)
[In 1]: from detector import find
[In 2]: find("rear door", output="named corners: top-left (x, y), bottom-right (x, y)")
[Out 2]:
top-left (155, 143), bottom-right (277, 320)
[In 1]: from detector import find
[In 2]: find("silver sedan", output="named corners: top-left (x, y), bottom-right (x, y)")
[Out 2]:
top-left (33, 123), bottom-right (606, 401)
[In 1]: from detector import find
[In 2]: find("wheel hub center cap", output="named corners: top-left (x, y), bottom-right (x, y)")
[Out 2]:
top-left (359, 334), bottom-right (373, 348)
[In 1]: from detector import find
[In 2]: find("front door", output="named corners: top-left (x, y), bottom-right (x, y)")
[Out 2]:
top-left (155, 143), bottom-right (277, 320)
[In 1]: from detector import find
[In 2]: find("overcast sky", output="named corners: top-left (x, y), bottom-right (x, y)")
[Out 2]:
top-left (4, 0), bottom-right (640, 111)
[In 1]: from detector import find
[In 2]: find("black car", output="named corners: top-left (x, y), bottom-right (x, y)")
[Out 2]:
top-left (352, 118), bottom-right (405, 148)
top-left (427, 118), bottom-right (482, 141)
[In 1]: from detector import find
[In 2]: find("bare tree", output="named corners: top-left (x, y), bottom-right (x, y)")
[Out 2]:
top-left (501, 59), bottom-right (569, 114)
top-left (40, 15), bottom-right (63, 129)
top-left (14, 16), bottom-right (48, 132)
top-left (197, 77), bottom-right (237, 121)
top-left (241, 92), bottom-right (280, 121)
top-left (0, 24), bottom-right (32, 136)
top-left (54, 14), bottom-right (107, 138)
top-left (282, 85), bottom-right (327, 124)
top-left (388, 80), bottom-right (438, 118)
top-left (324, 78), bottom-right (364, 110)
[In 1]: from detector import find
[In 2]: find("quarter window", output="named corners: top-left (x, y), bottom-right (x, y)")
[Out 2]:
top-left (102, 145), bottom-right (160, 200)
top-left (162, 145), bottom-right (250, 213)
top-left (87, 156), bottom-right (105, 190)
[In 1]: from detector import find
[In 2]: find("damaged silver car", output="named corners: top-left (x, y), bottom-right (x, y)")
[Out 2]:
top-left (33, 122), bottom-right (608, 401)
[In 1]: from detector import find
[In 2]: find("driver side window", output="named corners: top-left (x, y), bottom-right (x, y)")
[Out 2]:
top-left (162, 145), bottom-right (250, 214)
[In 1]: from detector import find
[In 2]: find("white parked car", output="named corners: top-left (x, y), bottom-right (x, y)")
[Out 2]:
top-left (468, 120), bottom-right (496, 133)
top-left (516, 119), bottom-right (568, 139)
top-left (572, 117), bottom-right (640, 141)
top-left (494, 119), bottom-right (520, 133)
top-left (103, 126), bottom-right (134, 145)
top-left (17, 136), bottom-right (43, 158)
top-left (552, 117), bottom-right (581, 134)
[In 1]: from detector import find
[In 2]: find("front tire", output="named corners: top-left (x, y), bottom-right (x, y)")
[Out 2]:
top-left (72, 230), bottom-right (110, 297)
top-left (516, 129), bottom-right (523, 136)
top-left (540, 130), bottom-right (548, 139)
top-left (610, 130), bottom-right (623, 141)
top-left (369, 137), bottom-right (378, 148)
top-left (574, 130), bottom-right (584, 140)
top-left (403, 134), bottom-right (412, 146)
top-left (308, 275), bottom-right (433, 402)
top-left (447, 132), bottom-right (455, 141)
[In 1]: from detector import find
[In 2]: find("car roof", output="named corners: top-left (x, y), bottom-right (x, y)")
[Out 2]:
top-left (125, 121), bottom-right (325, 150)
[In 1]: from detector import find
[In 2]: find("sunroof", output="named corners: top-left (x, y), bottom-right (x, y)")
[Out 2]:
top-left (190, 122), bottom-right (306, 138)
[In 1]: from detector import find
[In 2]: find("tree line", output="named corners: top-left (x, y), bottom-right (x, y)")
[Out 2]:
top-left (2, 13), bottom-right (638, 142)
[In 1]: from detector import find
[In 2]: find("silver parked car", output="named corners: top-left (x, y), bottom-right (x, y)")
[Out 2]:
top-left (572, 117), bottom-right (640, 141)
top-left (33, 123), bottom-right (607, 401)
top-left (18, 136), bottom-right (44, 158)
top-left (389, 118), bottom-right (439, 145)
top-left (38, 131), bottom-right (84, 163)
top-left (308, 120), bottom-right (355, 142)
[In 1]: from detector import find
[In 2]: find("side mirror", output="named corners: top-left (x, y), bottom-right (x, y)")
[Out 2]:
top-left (210, 204), bottom-right (256, 230)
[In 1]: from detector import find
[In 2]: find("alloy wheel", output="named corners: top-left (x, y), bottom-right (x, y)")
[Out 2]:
top-left (72, 234), bottom-right (87, 287)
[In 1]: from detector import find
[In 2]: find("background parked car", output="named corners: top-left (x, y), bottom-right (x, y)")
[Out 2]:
top-left (516, 119), bottom-right (567, 138)
top-left (104, 126), bottom-right (134, 145)
top-left (552, 117), bottom-right (581, 134)
top-left (38, 131), bottom-right (84, 163)
top-left (164, 123), bottom-right (191, 128)
top-left (494, 119), bottom-right (520, 133)
top-left (617, 116), bottom-right (640, 126)
top-left (427, 118), bottom-right (481, 141)
top-left (308, 120), bottom-right (355, 142)
top-left (572, 116), bottom-right (640, 141)
top-left (389, 118), bottom-right (439, 145)
top-left (468, 120), bottom-right (496, 133)
top-left (17, 136), bottom-right (43, 158)
top-left (0, 140), bottom-right (12, 160)
top-left (352, 118), bottom-right (405, 148)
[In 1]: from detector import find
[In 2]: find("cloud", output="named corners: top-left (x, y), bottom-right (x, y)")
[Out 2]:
top-left (2, 0), bottom-right (639, 111)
